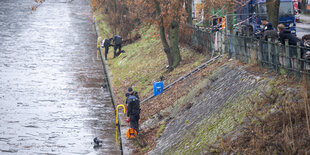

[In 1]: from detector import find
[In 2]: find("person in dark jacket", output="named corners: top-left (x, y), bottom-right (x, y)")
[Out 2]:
top-left (261, 18), bottom-right (273, 32)
top-left (259, 18), bottom-right (277, 67)
top-left (258, 18), bottom-right (273, 36)
top-left (101, 38), bottom-right (113, 60)
top-left (112, 35), bottom-right (122, 58)
top-left (263, 23), bottom-right (278, 41)
top-left (125, 87), bottom-right (139, 103)
top-left (277, 24), bottom-right (303, 46)
top-left (126, 87), bottom-right (140, 133)
top-left (278, 24), bottom-right (304, 55)
top-left (278, 24), bottom-right (305, 69)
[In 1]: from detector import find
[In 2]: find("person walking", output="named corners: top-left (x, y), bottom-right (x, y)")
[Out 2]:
top-left (101, 38), bottom-right (113, 60)
top-left (112, 35), bottom-right (122, 58)
top-left (126, 87), bottom-right (140, 134)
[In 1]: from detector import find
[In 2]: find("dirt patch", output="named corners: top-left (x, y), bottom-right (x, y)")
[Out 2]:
top-left (131, 127), bottom-right (160, 155)
top-left (128, 59), bottom-right (227, 154)
top-left (140, 59), bottom-right (226, 123)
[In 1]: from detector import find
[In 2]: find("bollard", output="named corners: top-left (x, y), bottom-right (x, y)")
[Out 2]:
top-left (115, 104), bottom-right (125, 145)
top-left (116, 104), bottom-right (126, 125)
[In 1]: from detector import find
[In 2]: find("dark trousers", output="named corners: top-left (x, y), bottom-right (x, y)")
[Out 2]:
top-left (104, 46), bottom-right (109, 60)
top-left (129, 114), bottom-right (140, 133)
top-left (114, 44), bottom-right (122, 58)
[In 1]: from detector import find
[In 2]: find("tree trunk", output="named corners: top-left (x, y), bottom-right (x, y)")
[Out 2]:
top-left (185, 0), bottom-right (192, 25)
top-left (227, 0), bottom-right (234, 33)
top-left (169, 20), bottom-right (181, 68)
top-left (202, 0), bottom-right (211, 27)
top-left (113, 0), bottom-right (117, 35)
top-left (153, 0), bottom-right (182, 69)
top-left (266, 0), bottom-right (280, 28)
top-left (154, 0), bottom-right (173, 67)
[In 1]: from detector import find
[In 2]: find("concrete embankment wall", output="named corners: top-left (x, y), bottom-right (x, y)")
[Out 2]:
top-left (149, 62), bottom-right (270, 154)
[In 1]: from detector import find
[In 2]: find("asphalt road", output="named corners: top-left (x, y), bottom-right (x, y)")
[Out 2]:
top-left (296, 14), bottom-right (310, 39)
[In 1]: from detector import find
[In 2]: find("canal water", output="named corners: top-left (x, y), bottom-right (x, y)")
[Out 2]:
top-left (0, 0), bottom-right (120, 154)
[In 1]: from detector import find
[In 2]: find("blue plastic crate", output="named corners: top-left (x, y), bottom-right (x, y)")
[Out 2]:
top-left (153, 81), bottom-right (163, 96)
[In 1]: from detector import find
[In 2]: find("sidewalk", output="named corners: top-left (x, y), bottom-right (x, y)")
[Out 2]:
top-left (300, 14), bottom-right (310, 23)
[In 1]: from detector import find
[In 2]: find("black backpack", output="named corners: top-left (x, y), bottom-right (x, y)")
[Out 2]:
top-left (128, 95), bottom-right (140, 114)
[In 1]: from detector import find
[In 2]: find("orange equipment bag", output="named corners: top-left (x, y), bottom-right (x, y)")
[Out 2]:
top-left (126, 128), bottom-right (137, 139)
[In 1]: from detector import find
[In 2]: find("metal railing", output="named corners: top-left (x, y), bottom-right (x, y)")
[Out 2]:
top-left (191, 28), bottom-right (310, 80)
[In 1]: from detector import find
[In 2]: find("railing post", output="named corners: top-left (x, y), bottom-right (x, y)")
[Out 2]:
top-left (268, 38), bottom-right (272, 69)
top-left (285, 39), bottom-right (291, 74)
top-left (221, 30), bottom-right (225, 55)
top-left (256, 38), bottom-right (260, 66)
top-left (239, 34), bottom-right (243, 61)
top-left (297, 42), bottom-right (301, 80)
top-left (274, 40), bottom-right (279, 72)
top-left (239, 34), bottom-right (246, 62)
top-left (210, 32), bottom-right (215, 57)
top-left (243, 35), bottom-right (248, 63)
top-left (260, 39), bottom-right (264, 67)
top-left (218, 31), bottom-right (221, 54)
top-left (248, 36), bottom-right (253, 64)
top-left (234, 33), bottom-right (239, 60)
top-left (227, 30), bottom-right (231, 58)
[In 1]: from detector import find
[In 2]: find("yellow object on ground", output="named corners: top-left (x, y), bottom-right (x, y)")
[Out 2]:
top-left (115, 104), bottom-right (126, 145)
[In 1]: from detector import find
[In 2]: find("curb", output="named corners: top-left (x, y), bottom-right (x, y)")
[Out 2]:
top-left (93, 16), bottom-right (129, 155)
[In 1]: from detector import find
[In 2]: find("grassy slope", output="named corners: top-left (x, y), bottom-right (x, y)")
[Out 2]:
top-left (95, 12), bottom-right (207, 103)
top-left (95, 13), bottom-right (113, 38)
top-left (95, 11), bottom-right (257, 154)
top-left (95, 12), bottom-right (310, 154)
top-left (163, 70), bottom-right (310, 154)
top-left (167, 79), bottom-right (262, 154)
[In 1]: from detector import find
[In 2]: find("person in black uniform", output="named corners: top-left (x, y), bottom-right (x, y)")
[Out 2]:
top-left (101, 38), bottom-right (113, 60)
top-left (126, 87), bottom-right (140, 133)
top-left (112, 35), bottom-right (122, 58)
top-left (125, 87), bottom-right (139, 101)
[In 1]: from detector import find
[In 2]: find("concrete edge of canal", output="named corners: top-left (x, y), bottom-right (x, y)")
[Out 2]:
top-left (93, 16), bottom-right (131, 155)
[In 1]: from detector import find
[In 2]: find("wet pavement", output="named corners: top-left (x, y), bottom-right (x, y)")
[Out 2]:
top-left (0, 0), bottom-right (120, 154)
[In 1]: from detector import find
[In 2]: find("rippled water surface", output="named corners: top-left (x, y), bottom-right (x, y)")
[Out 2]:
top-left (0, 0), bottom-right (120, 154)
